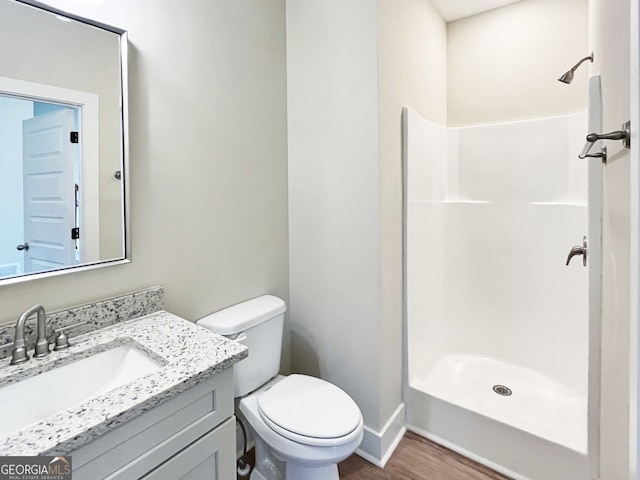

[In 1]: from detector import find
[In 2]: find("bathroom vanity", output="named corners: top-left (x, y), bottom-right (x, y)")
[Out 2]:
top-left (0, 307), bottom-right (247, 480)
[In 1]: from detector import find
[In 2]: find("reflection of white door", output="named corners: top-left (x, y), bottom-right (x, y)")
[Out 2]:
top-left (22, 109), bottom-right (77, 273)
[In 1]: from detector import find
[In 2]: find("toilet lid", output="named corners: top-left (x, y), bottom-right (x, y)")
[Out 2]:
top-left (257, 374), bottom-right (361, 442)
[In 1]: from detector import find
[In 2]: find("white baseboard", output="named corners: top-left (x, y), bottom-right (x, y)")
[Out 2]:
top-left (356, 402), bottom-right (406, 468)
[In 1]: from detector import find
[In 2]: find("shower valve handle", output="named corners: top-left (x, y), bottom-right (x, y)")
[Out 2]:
top-left (566, 236), bottom-right (587, 267)
top-left (580, 121), bottom-right (630, 161)
top-left (586, 131), bottom-right (625, 142)
top-left (585, 120), bottom-right (631, 149)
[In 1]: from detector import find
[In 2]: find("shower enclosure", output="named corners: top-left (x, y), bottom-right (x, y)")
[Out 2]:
top-left (403, 107), bottom-right (592, 480)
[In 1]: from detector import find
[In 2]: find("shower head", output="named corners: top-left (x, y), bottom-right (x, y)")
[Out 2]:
top-left (558, 54), bottom-right (594, 84)
top-left (558, 70), bottom-right (575, 84)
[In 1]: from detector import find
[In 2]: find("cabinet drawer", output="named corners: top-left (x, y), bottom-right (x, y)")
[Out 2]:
top-left (141, 416), bottom-right (236, 480)
top-left (72, 368), bottom-right (233, 480)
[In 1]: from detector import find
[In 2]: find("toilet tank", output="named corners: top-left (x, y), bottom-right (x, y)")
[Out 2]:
top-left (197, 295), bottom-right (286, 397)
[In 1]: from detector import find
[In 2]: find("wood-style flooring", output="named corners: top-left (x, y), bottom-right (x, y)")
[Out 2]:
top-left (338, 431), bottom-right (511, 480)
top-left (240, 430), bottom-right (512, 480)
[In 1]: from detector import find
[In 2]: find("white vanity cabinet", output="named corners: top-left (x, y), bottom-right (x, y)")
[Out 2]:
top-left (140, 418), bottom-right (235, 480)
top-left (69, 368), bottom-right (235, 480)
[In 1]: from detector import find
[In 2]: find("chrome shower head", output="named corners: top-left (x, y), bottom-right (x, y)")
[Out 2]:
top-left (558, 54), bottom-right (594, 84)
top-left (558, 70), bottom-right (574, 84)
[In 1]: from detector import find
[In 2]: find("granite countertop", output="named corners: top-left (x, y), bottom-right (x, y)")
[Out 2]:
top-left (0, 310), bottom-right (247, 456)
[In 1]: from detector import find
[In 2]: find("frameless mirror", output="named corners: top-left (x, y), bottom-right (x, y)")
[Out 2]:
top-left (0, 0), bottom-right (128, 285)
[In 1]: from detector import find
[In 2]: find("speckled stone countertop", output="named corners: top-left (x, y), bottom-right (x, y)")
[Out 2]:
top-left (0, 287), bottom-right (165, 360)
top-left (0, 310), bottom-right (247, 456)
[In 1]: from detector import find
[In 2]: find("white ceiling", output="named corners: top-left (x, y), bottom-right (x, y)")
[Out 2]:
top-left (430, 0), bottom-right (523, 22)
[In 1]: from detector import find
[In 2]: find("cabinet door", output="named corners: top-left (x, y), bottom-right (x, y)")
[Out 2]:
top-left (141, 416), bottom-right (236, 480)
top-left (74, 369), bottom-right (234, 480)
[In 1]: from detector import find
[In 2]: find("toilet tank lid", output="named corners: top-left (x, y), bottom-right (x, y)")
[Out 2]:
top-left (197, 295), bottom-right (286, 335)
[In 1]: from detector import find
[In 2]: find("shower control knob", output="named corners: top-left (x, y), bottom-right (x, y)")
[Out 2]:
top-left (565, 236), bottom-right (587, 267)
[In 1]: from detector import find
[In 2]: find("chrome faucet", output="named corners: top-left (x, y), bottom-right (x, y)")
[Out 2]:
top-left (10, 305), bottom-right (50, 365)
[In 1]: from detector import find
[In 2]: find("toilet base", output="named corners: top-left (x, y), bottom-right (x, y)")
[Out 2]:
top-left (250, 468), bottom-right (275, 480)
top-left (286, 463), bottom-right (339, 480)
top-left (250, 434), bottom-right (285, 480)
top-left (248, 420), bottom-right (341, 480)
top-left (251, 459), bottom-right (339, 480)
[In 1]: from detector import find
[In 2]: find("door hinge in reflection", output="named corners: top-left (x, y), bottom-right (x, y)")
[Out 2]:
top-left (71, 227), bottom-right (80, 240)
top-left (70, 131), bottom-right (79, 144)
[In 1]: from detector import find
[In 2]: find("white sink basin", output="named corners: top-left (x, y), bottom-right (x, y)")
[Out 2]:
top-left (0, 344), bottom-right (163, 436)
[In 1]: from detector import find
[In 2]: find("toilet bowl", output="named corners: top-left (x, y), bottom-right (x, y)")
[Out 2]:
top-left (197, 295), bottom-right (363, 480)
top-left (241, 375), bottom-right (363, 480)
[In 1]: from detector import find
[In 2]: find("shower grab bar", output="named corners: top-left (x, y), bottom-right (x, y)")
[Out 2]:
top-left (579, 120), bottom-right (630, 162)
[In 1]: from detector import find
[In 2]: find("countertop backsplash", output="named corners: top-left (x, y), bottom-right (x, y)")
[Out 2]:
top-left (0, 287), bottom-right (164, 359)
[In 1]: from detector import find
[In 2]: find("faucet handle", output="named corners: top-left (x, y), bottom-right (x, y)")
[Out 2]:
top-left (54, 321), bottom-right (88, 351)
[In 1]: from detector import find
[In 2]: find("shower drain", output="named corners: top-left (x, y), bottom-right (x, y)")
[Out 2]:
top-left (492, 385), bottom-right (512, 396)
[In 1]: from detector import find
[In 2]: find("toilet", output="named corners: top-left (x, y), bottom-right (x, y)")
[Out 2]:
top-left (197, 295), bottom-right (363, 480)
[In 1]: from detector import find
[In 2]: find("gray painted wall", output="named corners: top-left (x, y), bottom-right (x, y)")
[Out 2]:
top-left (0, 0), bottom-right (290, 371)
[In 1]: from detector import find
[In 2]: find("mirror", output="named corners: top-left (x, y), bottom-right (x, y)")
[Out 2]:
top-left (0, 0), bottom-right (128, 285)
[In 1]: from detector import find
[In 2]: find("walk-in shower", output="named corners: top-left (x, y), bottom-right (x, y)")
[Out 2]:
top-left (403, 108), bottom-right (590, 480)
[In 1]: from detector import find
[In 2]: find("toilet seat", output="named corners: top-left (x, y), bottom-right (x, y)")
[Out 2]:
top-left (257, 374), bottom-right (362, 447)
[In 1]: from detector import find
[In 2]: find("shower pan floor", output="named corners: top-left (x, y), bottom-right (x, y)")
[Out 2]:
top-left (411, 354), bottom-right (587, 454)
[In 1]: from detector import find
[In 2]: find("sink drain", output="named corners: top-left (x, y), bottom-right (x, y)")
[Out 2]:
top-left (493, 385), bottom-right (512, 396)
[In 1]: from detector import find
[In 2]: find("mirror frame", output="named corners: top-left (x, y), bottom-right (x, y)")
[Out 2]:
top-left (0, 0), bottom-right (130, 286)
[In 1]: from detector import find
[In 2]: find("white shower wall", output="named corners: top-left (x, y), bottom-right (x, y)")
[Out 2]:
top-left (406, 108), bottom-right (589, 397)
